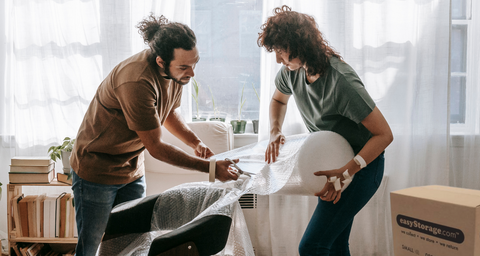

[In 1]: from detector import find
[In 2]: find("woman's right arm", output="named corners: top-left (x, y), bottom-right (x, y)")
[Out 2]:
top-left (265, 89), bottom-right (290, 163)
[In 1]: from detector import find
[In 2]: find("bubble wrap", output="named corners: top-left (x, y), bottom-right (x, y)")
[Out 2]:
top-left (99, 131), bottom-right (354, 255)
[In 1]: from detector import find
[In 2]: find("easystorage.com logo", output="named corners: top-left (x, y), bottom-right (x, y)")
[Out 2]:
top-left (397, 215), bottom-right (465, 243)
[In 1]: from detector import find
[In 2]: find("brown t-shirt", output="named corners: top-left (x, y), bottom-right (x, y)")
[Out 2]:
top-left (70, 50), bottom-right (183, 185)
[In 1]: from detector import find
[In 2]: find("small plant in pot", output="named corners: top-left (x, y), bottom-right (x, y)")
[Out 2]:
top-left (252, 83), bottom-right (260, 134)
top-left (191, 78), bottom-right (206, 122)
top-left (231, 83), bottom-right (247, 134)
top-left (207, 84), bottom-right (225, 122)
top-left (48, 137), bottom-right (75, 175)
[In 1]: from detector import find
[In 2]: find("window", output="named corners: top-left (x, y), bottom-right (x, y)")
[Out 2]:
top-left (191, 0), bottom-right (263, 121)
top-left (450, 0), bottom-right (470, 126)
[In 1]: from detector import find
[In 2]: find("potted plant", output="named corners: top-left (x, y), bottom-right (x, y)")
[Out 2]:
top-left (231, 82), bottom-right (247, 134)
top-left (48, 137), bottom-right (75, 174)
top-left (207, 84), bottom-right (225, 122)
top-left (252, 83), bottom-right (260, 134)
top-left (191, 78), bottom-right (206, 121)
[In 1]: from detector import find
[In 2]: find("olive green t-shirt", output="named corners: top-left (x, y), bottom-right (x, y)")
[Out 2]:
top-left (275, 57), bottom-right (375, 154)
top-left (70, 49), bottom-right (183, 185)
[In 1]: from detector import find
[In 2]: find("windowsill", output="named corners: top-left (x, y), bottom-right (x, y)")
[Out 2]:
top-left (234, 133), bottom-right (258, 138)
top-left (233, 133), bottom-right (258, 149)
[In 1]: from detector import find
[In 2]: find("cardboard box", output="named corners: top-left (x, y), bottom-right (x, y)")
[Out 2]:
top-left (391, 185), bottom-right (480, 256)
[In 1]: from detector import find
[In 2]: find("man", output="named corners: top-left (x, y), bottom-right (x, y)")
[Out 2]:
top-left (70, 14), bottom-right (239, 255)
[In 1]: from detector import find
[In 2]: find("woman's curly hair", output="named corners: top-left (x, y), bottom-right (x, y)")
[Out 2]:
top-left (257, 5), bottom-right (342, 77)
top-left (137, 14), bottom-right (196, 66)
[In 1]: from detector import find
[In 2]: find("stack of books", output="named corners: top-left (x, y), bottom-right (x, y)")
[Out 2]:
top-left (9, 157), bottom-right (55, 184)
top-left (11, 192), bottom-right (78, 239)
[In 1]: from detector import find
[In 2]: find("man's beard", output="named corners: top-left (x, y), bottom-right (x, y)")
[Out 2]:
top-left (164, 63), bottom-right (190, 86)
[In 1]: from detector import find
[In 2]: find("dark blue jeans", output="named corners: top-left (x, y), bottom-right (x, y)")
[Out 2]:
top-left (299, 153), bottom-right (385, 256)
top-left (72, 171), bottom-right (146, 256)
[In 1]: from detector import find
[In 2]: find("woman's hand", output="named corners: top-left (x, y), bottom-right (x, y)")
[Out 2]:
top-left (265, 132), bottom-right (286, 163)
top-left (194, 141), bottom-right (214, 159)
top-left (314, 168), bottom-right (346, 204)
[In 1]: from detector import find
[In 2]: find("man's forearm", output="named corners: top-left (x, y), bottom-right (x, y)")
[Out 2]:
top-left (150, 141), bottom-right (209, 173)
top-left (164, 109), bottom-right (201, 149)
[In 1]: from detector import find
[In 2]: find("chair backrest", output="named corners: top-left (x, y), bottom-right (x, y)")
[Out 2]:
top-left (100, 185), bottom-right (231, 256)
top-left (151, 185), bottom-right (226, 230)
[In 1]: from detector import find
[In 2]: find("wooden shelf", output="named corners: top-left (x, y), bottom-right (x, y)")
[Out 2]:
top-left (9, 237), bottom-right (77, 244)
top-left (8, 179), bottom-right (71, 186)
top-left (7, 182), bottom-right (76, 255)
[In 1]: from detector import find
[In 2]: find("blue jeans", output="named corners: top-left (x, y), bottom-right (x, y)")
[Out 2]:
top-left (299, 153), bottom-right (385, 256)
top-left (72, 171), bottom-right (146, 256)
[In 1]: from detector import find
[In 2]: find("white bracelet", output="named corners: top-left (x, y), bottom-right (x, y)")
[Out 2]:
top-left (342, 169), bottom-right (352, 180)
top-left (342, 169), bottom-right (352, 186)
top-left (209, 157), bottom-right (216, 182)
top-left (328, 176), bottom-right (342, 191)
top-left (353, 155), bottom-right (367, 169)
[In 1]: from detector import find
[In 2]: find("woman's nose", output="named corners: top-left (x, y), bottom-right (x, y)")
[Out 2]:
top-left (275, 53), bottom-right (282, 64)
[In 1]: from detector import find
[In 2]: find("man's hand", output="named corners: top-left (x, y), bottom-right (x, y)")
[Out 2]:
top-left (265, 132), bottom-right (286, 163)
top-left (314, 168), bottom-right (345, 204)
top-left (215, 159), bottom-right (240, 182)
top-left (194, 141), bottom-right (214, 159)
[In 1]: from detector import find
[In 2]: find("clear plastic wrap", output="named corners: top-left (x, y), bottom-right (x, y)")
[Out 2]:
top-left (99, 131), bottom-right (354, 255)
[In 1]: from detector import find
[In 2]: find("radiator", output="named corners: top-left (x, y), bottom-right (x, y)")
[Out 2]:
top-left (239, 193), bottom-right (258, 255)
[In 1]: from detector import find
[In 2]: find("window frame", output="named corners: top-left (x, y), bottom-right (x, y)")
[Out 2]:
top-left (450, 0), bottom-right (476, 135)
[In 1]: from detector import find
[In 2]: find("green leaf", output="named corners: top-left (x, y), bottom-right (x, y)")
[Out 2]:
top-left (252, 82), bottom-right (260, 102)
top-left (238, 82), bottom-right (247, 120)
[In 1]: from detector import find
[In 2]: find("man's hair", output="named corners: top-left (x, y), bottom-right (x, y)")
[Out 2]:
top-left (137, 14), bottom-right (196, 66)
top-left (257, 5), bottom-right (342, 77)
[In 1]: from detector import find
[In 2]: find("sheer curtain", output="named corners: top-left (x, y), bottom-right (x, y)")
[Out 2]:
top-left (2, 0), bottom-right (191, 162)
top-left (0, 0), bottom-right (190, 240)
top-left (256, 1), bottom-right (450, 255)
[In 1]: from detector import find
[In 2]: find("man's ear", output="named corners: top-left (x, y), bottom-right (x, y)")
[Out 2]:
top-left (156, 56), bottom-right (165, 68)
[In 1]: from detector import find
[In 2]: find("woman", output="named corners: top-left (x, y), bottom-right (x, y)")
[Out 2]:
top-left (257, 5), bottom-right (393, 256)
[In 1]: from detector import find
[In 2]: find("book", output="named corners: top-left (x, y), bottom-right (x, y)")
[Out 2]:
top-left (9, 170), bottom-right (55, 184)
top-left (59, 193), bottom-right (71, 238)
top-left (57, 173), bottom-right (72, 185)
top-left (17, 242), bottom-right (29, 256)
top-left (27, 195), bottom-right (38, 237)
top-left (55, 192), bottom-right (66, 238)
top-left (19, 196), bottom-right (33, 237)
top-left (43, 195), bottom-right (57, 238)
top-left (69, 195), bottom-right (76, 238)
top-left (12, 194), bottom-right (25, 237)
top-left (26, 243), bottom-right (44, 256)
top-left (35, 194), bottom-right (46, 237)
top-left (73, 201), bottom-right (78, 238)
top-left (12, 243), bottom-right (22, 256)
top-left (11, 156), bottom-right (53, 166)
top-left (65, 196), bottom-right (71, 238)
top-left (10, 163), bottom-right (55, 173)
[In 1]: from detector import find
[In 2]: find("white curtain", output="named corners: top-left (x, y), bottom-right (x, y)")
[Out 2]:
top-left (2, 0), bottom-right (191, 163)
top-left (256, 1), bottom-right (450, 255)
